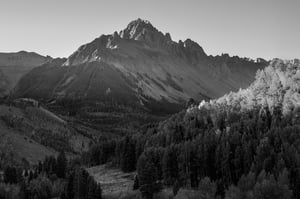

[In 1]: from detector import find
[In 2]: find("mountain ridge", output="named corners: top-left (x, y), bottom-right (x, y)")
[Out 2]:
top-left (12, 19), bottom-right (267, 113)
top-left (0, 51), bottom-right (52, 97)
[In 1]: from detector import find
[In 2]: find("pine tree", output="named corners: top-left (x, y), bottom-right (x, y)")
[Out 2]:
top-left (133, 174), bottom-right (139, 190)
top-left (4, 166), bottom-right (17, 184)
top-left (28, 170), bottom-right (34, 182)
top-left (95, 184), bottom-right (102, 199)
top-left (162, 146), bottom-right (178, 185)
top-left (272, 104), bottom-right (282, 128)
top-left (173, 180), bottom-right (180, 196)
top-left (24, 170), bottom-right (28, 178)
top-left (254, 172), bottom-right (292, 199)
top-left (19, 181), bottom-right (29, 199)
top-left (56, 151), bottom-right (67, 178)
top-left (66, 171), bottom-right (75, 199)
top-left (233, 145), bottom-right (243, 183)
top-left (190, 145), bottom-right (199, 188)
top-left (221, 142), bottom-right (232, 187)
top-left (38, 161), bottom-right (43, 173)
top-left (87, 179), bottom-right (97, 199)
top-left (198, 177), bottom-right (217, 199)
top-left (74, 168), bottom-right (87, 199)
top-left (178, 142), bottom-right (191, 187)
top-left (137, 153), bottom-right (162, 199)
top-left (120, 136), bottom-right (136, 172)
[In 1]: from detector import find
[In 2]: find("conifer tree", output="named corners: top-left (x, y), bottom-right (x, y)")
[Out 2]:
top-left (56, 151), bottom-right (67, 178)
top-left (137, 153), bottom-right (162, 199)
top-left (95, 184), bottom-right (102, 199)
top-left (133, 174), bottom-right (140, 190)
top-left (66, 171), bottom-right (75, 199)
top-left (120, 136), bottom-right (136, 172)
top-left (162, 146), bottom-right (178, 185)
top-left (198, 177), bottom-right (217, 199)
top-left (87, 179), bottom-right (97, 199)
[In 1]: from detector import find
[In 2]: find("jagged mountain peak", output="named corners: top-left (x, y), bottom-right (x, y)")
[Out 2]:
top-left (120, 18), bottom-right (157, 39)
top-left (182, 38), bottom-right (206, 57)
top-left (64, 19), bottom-right (208, 66)
top-left (16, 19), bottom-right (267, 113)
top-left (126, 18), bottom-right (154, 30)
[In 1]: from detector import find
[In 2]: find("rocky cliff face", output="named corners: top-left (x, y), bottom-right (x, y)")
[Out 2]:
top-left (13, 19), bottom-right (266, 113)
top-left (0, 51), bottom-right (52, 96)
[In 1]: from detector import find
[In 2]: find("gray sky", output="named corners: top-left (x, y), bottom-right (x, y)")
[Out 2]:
top-left (0, 0), bottom-right (299, 60)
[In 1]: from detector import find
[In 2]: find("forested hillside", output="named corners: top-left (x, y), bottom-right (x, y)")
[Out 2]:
top-left (196, 59), bottom-right (300, 114)
top-left (79, 59), bottom-right (300, 199)
top-left (1, 59), bottom-right (299, 199)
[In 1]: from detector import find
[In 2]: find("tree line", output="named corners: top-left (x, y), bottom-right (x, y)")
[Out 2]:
top-left (0, 151), bottom-right (102, 199)
top-left (81, 104), bottom-right (300, 199)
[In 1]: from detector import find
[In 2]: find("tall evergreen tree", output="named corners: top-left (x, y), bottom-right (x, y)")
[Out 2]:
top-left (137, 153), bottom-right (162, 199)
top-left (162, 146), bottom-right (178, 185)
top-left (66, 171), bottom-right (75, 199)
top-left (95, 185), bottom-right (102, 199)
top-left (120, 136), bottom-right (136, 172)
top-left (4, 166), bottom-right (17, 184)
top-left (56, 151), bottom-right (67, 178)
top-left (87, 179), bottom-right (97, 199)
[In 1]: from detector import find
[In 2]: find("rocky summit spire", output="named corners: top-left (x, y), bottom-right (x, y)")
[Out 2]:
top-left (63, 18), bottom-right (209, 66)
top-left (120, 18), bottom-right (158, 40)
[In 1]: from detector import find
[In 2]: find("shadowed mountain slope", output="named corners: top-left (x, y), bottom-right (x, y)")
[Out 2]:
top-left (13, 19), bottom-right (267, 113)
top-left (0, 51), bottom-right (52, 97)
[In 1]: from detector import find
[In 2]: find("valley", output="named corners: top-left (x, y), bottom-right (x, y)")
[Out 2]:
top-left (0, 14), bottom-right (299, 199)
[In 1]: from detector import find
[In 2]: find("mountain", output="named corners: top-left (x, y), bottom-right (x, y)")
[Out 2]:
top-left (0, 51), bottom-right (52, 97)
top-left (13, 19), bottom-right (267, 113)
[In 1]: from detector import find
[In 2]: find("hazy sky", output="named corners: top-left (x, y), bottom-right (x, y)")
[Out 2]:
top-left (0, 0), bottom-right (299, 60)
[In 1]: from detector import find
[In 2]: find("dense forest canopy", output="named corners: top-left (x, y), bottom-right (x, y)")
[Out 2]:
top-left (1, 59), bottom-right (299, 199)
top-left (78, 59), bottom-right (300, 199)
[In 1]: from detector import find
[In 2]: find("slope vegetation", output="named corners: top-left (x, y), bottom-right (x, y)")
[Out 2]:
top-left (0, 100), bottom-right (99, 166)
top-left (194, 58), bottom-right (300, 114)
